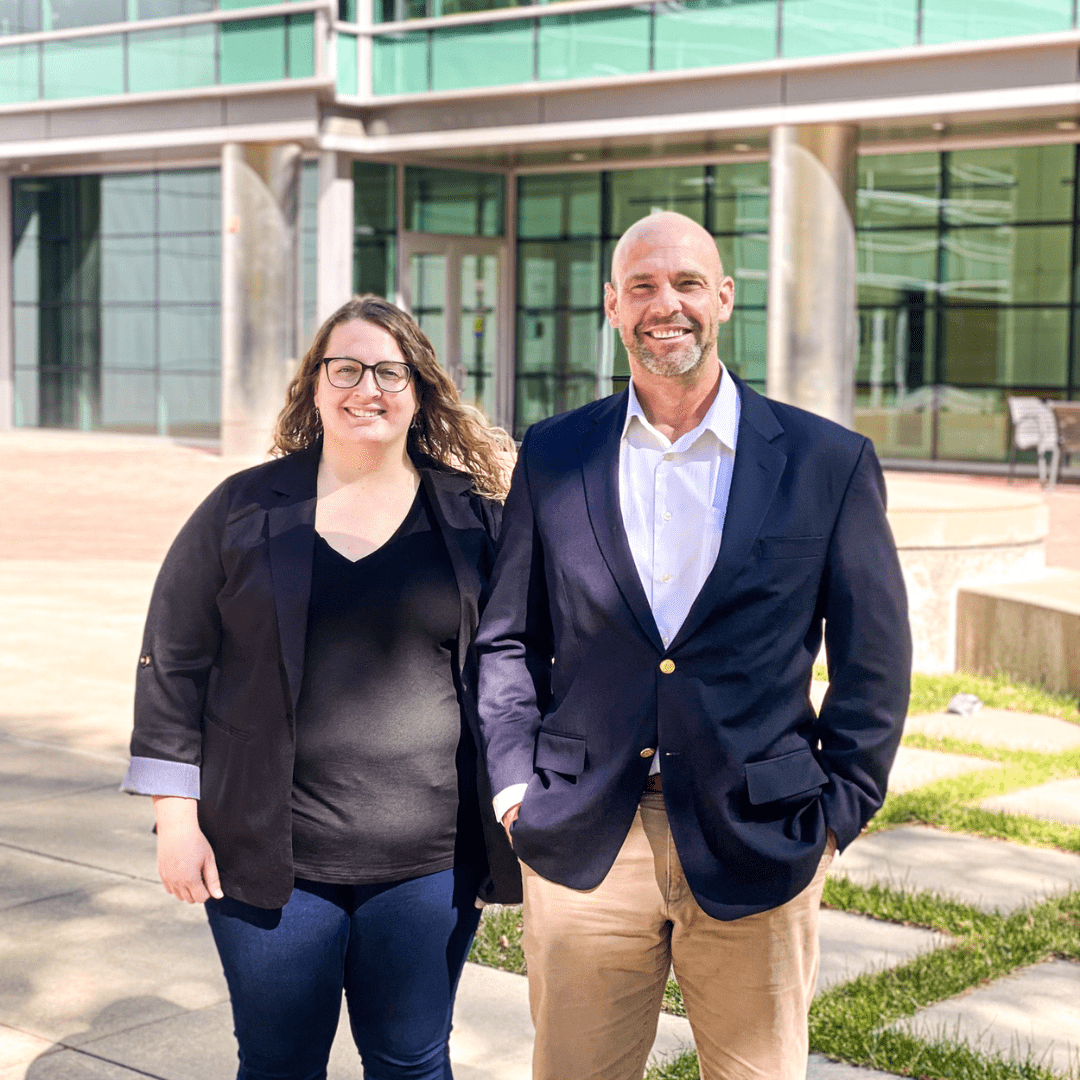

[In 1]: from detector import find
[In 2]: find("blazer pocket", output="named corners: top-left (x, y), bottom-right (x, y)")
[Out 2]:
top-left (534, 729), bottom-right (586, 776)
top-left (759, 536), bottom-right (827, 560)
top-left (203, 709), bottom-right (253, 743)
top-left (744, 747), bottom-right (828, 805)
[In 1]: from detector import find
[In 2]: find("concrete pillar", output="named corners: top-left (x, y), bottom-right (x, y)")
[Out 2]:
top-left (766, 124), bottom-right (858, 428)
top-left (220, 142), bottom-right (302, 459)
top-left (0, 174), bottom-right (12, 431)
top-left (317, 151), bottom-right (355, 324)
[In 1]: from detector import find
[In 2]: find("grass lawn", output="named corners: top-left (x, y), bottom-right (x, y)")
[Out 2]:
top-left (470, 670), bottom-right (1080, 1079)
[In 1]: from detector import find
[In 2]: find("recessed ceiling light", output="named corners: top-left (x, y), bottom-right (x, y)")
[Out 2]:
top-left (569, 152), bottom-right (587, 162)
top-left (1056, 120), bottom-right (1078, 131)
top-left (931, 122), bottom-right (946, 132)
top-left (733, 143), bottom-right (752, 152)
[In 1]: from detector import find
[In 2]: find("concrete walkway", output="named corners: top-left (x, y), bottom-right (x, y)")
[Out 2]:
top-left (3, 431), bottom-right (1080, 1080)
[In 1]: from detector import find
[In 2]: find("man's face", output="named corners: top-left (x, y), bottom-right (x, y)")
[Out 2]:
top-left (604, 220), bottom-right (734, 380)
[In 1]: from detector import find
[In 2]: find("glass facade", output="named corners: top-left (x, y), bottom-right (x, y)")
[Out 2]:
top-left (12, 161), bottom-right (320, 437)
top-left (353, 160), bottom-right (397, 298)
top-left (367, 0), bottom-right (1080, 96)
top-left (855, 145), bottom-right (1078, 462)
top-left (515, 163), bottom-right (768, 437)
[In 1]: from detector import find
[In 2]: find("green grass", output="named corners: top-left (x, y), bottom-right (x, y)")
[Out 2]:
top-left (468, 904), bottom-right (526, 974)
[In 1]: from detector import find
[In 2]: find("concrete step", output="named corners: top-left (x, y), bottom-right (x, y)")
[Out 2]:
top-left (980, 778), bottom-right (1080, 827)
top-left (957, 568), bottom-right (1080, 696)
top-left (905, 708), bottom-right (1080, 753)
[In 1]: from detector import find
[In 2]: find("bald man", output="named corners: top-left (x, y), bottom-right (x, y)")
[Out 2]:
top-left (476, 212), bottom-right (910, 1080)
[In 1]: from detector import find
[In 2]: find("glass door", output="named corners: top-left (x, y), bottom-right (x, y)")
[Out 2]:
top-left (400, 233), bottom-right (509, 427)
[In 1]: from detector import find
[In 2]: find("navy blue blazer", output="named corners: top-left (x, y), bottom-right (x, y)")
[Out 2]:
top-left (475, 377), bottom-right (910, 920)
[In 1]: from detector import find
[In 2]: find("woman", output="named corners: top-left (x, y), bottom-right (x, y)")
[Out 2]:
top-left (122, 295), bottom-right (520, 1080)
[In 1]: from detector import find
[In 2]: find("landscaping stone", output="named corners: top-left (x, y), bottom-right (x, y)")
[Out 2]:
top-left (886, 746), bottom-right (1001, 794)
top-left (892, 959), bottom-right (1080, 1075)
top-left (905, 707), bottom-right (1080, 753)
top-left (830, 825), bottom-right (1080, 912)
top-left (817, 910), bottom-right (948, 992)
top-left (980, 777), bottom-right (1080, 827)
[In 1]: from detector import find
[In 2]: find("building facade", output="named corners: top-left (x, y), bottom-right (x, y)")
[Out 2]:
top-left (3, 0), bottom-right (1080, 457)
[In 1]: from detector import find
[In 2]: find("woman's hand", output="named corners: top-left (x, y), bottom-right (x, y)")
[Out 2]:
top-left (152, 796), bottom-right (224, 903)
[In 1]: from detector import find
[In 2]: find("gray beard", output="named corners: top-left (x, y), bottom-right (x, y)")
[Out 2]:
top-left (630, 335), bottom-right (706, 378)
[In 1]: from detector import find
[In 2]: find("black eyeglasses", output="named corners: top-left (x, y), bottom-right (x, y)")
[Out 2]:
top-left (322, 357), bottom-right (415, 393)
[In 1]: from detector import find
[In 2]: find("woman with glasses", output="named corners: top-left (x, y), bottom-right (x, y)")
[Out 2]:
top-left (122, 295), bottom-right (520, 1080)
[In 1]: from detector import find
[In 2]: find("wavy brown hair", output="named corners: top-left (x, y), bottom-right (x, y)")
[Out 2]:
top-left (274, 295), bottom-right (514, 499)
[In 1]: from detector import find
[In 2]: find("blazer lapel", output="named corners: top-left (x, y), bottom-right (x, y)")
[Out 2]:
top-left (420, 466), bottom-right (480, 675)
top-left (267, 447), bottom-right (318, 711)
top-left (580, 391), bottom-right (664, 651)
top-left (669, 380), bottom-right (787, 651)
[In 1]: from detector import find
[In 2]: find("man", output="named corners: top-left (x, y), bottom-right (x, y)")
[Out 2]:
top-left (476, 211), bottom-right (910, 1080)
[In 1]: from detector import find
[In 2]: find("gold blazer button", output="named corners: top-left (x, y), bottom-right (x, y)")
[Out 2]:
top-left (659, 659), bottom-right (675, 674)
top-left (640, 747), bottom-right (655, 758)
top-left (139, 654), bottom-right (152, 668)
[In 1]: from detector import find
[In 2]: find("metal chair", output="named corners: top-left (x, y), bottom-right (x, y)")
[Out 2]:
top-left (1006, 396), bottom-right (1059, 487)
top-left (1047, 401), bottom-right (1080, 488)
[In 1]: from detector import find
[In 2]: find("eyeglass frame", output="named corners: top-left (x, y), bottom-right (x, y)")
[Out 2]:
top-left (321, 357), bottom-right (417, 393)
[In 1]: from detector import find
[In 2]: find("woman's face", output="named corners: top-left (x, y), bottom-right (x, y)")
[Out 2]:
top-left (314, 319), bottom-right (419, 456)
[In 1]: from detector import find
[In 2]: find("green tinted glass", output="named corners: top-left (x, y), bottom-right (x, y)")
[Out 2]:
top-left (654, 0), bottom-right (776, 71)
top-left (518, 241), bottom-right (602, 309)
top-left (518, 173), bottom-right (602, 239)
top-left (941, 308), bottom-right (1068, 388)
top-left (922, 0), bottom-right (1071, 44)
top-left (608, 166), bottom-right (707, 234)
top-left (373, 32), bottom-right (427, 94)
top-left (858, 153), bottom-right (941, 229)
top-left (354, 162), bottom-right (397, 234)
top-left (538, 9), bottom-right (649, 82)
top-left (945, 145), bottom-right (1075, 225)
top-left (721, 307), bottom-right (766, 383)
top-left (157, 168), bottom-right (220, 234)
top-left (857, 229), bottom-right (938, 306)
top-left (43, 35), bottom-right (123, 97)
top-left (49, 0), bottom-right (124, 29)
top-left (138, 0), bottom-right (214, 16)
top-left (942, 225), bottom-right (1071, 304)
top-left (780, 0), bottom-right (916, 57)
top-left (220, 16), bottom-right (286, 84)
top-left (337, 30), bottom-right (358, 93)
top-left (431, 20), bottom-right (533, 90)
top-left (0, 43), bottom-right (39, 102)
top-left (128, 25), bottom-right (215, 93)
top-left (516, 311), bottom-right (600, 434)
top-left (1, 0), bottom-right (42, 34)
top-left (288, 13), bottom-right (314, 78)
top-left (354, 237), bottom-right (396, 298)
top-left (711, 161), bottom-right (769, 233)
top-left (405, 167), bottom-right (504, 236)
top-left (726, 233), bottom-right (768, 306)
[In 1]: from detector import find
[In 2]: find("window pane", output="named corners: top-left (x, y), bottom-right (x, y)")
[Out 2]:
top-left (653, 0), bottom-right (776, 71)
top-left (858, 229), bottom-right (938, 307)
top-left (538, 9), bottom-right (650, 82)
top-left (138, 0), bottom-right (214, 16)
top-left (935, 388), bottom-right (1008, 461)
top-left (336, 30), bottom-right (357, 94)
top-left (158, 169), bottom-right (219, 234)
top-left (942, 225), bottom-right (1071, 304)
top-left (42, 36), bottom-right (123, 97)
top-left (711, 161), bottom-right (769, 233)
top-left (781, 0), bottom-right (916, 57)
top-left (1, 0), bottom-right (42, 35)
top-left (288, 13), bottom-right (314, 78)
top-left (220, 17), bottom-right (286, 84)
top-left (858, 153), bottom-right (941, 229)
top-left (129, 25), bottom-right (216, 94)
top-left (923, 0), bottom-right (1071, 44)
top-left (723, 307), bottom-right (766, 383)
top-left (519, 241), bottom-right (602, 309)
top-left (0, 42), bottom-right (38, 103)
top-left (373, 32), bottom-right (427, 94)
top-left (354, 237), bottom-right (396, 298)
top-left (854, 387), bottom-right (934, 458)
top-left (609, 166), bottom-right (708, 235)
top-left (102, 237), bottom-right (156, 303)
top-left (102, 306), bottom-right (155, 370)
top-left (354, 161), bottom-right (397, 234)
top-left (516, 310), bottom-right (600, 435)
top-left (945, 145), bottom-right (1075, 225)
top-left (432, 21), bottom-right (533, 90)
top-left (857, 303), bottom-right (936, 393)
top-left (941, 307), bottom-right (1068, 387)
top-left (160, 371), bottom-right (219, 437)
top-left (101, 173), bottom-right (155, 235)
top-left (405, 167), bottom-right (504, 236)
top-left (518, 173), bottom-right (601, 239)
top-left (160, 235), bottom-right (220, 302)
top-left (160, 306), bottom-right (219, 371)
top-left (49, 0), bottom-right (124, 29)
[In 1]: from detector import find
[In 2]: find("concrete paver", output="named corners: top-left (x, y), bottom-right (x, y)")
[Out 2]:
top-left (980, 778), bottom-right (1080, 827)
top-left (0, 848), bottom-right (127, 914)
top-left (0, 739), bottom-right (128, 806)
top-left (905, 707), bottom-right (1080, 753)
top-left (886, 746), bottom-right (1001, 795)
top-left (892, 959), bottom-right (1080, 1075)
top-left (829, 825), bottom-right (1080, 912)
top-left (817, 910), bottom-right (948, 992)
top-left (807, 1059), bottom-right (903, 1079)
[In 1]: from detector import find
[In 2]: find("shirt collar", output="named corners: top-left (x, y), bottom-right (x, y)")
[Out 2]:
top-left (622, 365), bottom-right (739, 453)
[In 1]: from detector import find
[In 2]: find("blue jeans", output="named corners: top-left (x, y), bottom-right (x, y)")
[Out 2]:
top-left (205, 867), bottom-right (482, 1080)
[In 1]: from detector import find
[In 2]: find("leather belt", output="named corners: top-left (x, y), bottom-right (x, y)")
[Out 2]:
top-left (643, 773), bottom-right (663, 794)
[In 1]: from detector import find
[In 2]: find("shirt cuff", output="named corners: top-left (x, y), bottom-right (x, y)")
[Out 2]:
top-left (120, 756), bottom-right (200, 799)
top-left (493, 783), bottom-right (529, 823)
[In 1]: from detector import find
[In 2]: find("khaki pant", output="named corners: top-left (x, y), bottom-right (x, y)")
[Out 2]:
top-left (520, 793), bottom-right (835, 1080)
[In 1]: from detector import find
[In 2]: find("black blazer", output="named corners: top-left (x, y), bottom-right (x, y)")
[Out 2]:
top-left (476, 378), bottom-right (910, 921)
top-left (126, 444), bottom-right (521, 909)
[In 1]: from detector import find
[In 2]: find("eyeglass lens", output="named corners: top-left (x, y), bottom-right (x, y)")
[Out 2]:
top-left (324, 359), bottom-right (412, 392)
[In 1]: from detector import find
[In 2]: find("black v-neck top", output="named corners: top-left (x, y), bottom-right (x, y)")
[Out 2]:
top-left (290, 487), bottom-right (480, 883)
